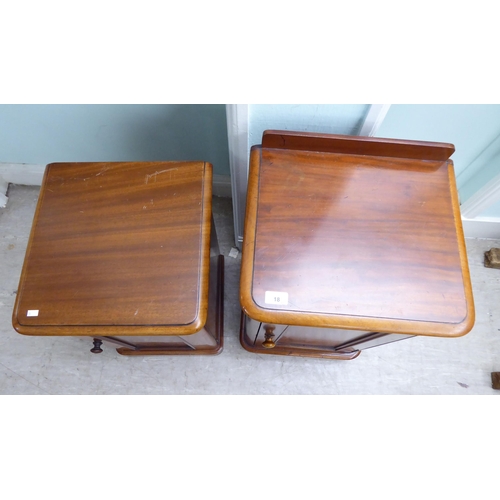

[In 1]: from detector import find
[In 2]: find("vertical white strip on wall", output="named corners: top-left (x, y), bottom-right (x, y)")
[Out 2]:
top-left (358, 105), bottom-right (391, 137)
top-left (226, 104), bottom-right (391, 247)
top-left (225, 104), bottom-right (249, 247)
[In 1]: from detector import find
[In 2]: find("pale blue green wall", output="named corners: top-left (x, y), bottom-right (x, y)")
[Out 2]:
top-left (376, 105), bottom-right (500, 178)
top-left (0, 104), bottom-right (230, 175)
top-left (375, 104), bottom-right (500, 216)
top-left (249, 104), bottom-right (370, 148)
top-left (480, 198), bottom-right (500, 218)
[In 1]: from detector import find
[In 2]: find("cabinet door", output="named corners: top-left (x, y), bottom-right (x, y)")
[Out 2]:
top-left (275, 325), bottom-right (372, 351)
top-left (333, 332), bottom-right (414, 352)
top-left (246, 316), bottom-right (368, 351)
top-left (248, 316), bottom-right (414, 353)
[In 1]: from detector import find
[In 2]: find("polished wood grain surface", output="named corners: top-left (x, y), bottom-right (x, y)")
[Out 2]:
top-left (13, 161), bottom-right (213, 336)
top-left (240, 133), bottom-right (474, 338)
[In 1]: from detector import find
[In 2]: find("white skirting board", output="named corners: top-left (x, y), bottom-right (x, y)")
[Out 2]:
top-left (462, 217), bottom-right (500, 239)
top-left (0, 163), bottom-right (46, 207)
top-left (0, 175), bottom-right (8, 207)
top-left (212, 174), bottom-right (232, 198)
top-left (0, 163), bottom-right (46, 185)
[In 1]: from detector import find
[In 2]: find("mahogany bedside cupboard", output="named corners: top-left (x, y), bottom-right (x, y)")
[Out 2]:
top-left (13, 161), bottom-right (224, 355)
top-left (239, 131), bottom-right (475, 360)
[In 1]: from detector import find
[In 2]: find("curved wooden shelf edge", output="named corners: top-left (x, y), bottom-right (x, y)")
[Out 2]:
top-left (261, 130), bottom-right (455, 161)
top-left (12, 318), bottom-right (207, 337)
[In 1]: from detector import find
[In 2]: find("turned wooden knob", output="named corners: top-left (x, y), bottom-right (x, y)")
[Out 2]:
top-left (90, 338), bottom-right (103, 353)
top-left (262, 325), bottom-right (276, 349)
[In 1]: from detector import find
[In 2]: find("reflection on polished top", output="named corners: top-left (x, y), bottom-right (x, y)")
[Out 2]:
top-left (240, 131), bottom-right (475, 338)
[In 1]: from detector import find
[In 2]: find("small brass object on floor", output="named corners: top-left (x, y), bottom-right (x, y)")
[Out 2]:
top-left (492, 372), bottom-right (500, 390)
top-left (484, 248), bottom-right (500, 269)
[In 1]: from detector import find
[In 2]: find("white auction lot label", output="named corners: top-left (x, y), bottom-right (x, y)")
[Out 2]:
top-left (265, 291), bottom-right (288, 305)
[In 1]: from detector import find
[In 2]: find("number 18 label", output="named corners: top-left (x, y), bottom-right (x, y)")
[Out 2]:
top-left (265, 291), bottom-right (289, 305)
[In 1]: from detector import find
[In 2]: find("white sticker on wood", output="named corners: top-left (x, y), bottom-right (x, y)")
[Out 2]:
top-left (265, 291), bottom-right (288, 305)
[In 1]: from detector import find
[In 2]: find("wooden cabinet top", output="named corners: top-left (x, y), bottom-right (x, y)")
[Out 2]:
top-left (13, 161), bottom-right (213, 336)
top-left (240, 131), bottom-right (475, 337)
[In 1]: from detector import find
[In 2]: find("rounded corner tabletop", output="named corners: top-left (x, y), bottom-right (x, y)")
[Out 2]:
top-left (12, 161), bottom-right (224, 356)
top-left (239, 130), bottom-right (474, 359)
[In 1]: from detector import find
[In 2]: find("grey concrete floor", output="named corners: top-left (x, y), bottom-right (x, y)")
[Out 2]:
top-left (1, 184), bottom-right (499, 394)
